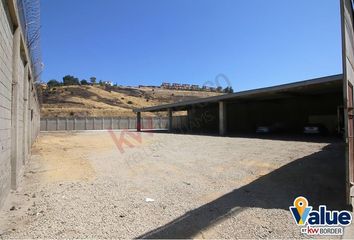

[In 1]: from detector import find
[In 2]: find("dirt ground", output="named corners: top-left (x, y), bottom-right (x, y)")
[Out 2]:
top-left (0, 131), bottom-right (346, 239)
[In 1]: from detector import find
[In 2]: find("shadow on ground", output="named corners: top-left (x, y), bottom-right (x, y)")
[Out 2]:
top-left (141, 129), bottom-right (341, 144)
top-left (136, 142), bottom-right (346, 239)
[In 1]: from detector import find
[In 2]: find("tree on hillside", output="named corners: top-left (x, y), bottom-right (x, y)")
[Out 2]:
top-left (90, 77), bottom-right (97, 85)
top-left (47, 79), bottom-right (61, 88)
top-left (80, 79), bottom-right (88, 85)
top-left (223, 86), bottom-right (234, 93)
top-left (63, 75), bottom-right (80, 85)
top-left (99, 80), bottom-right (103, 86)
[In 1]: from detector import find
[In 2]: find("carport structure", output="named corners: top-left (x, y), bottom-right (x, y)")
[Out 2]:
top-left (134, 74), bottom-right (343, 136)
top-left (133, 74), bottom-right (351, 208)
top-left (134, 0), bottom-right (354, 210)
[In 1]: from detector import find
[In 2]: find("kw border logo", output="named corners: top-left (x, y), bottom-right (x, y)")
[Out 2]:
top-left (289, 196), bottom-right (352, 236)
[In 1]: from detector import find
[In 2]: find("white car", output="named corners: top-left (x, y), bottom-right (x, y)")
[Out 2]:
top-left (303, 124), bottom-right (327, 135)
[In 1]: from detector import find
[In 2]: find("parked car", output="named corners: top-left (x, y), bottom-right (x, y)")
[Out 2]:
top-left (256, 126), bottom-right (272, 133)
top-left (303, 123), bottom-right (328, 135)
top-left (256, 122), bottom-right (288, 134)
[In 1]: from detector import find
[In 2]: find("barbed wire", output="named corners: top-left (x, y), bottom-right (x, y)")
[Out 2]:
top-left (17, 0), bottom-right (43, 82)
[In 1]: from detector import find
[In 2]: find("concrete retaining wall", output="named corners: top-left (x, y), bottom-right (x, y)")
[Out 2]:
top-left (171, 116), bottom-right (189, 130)
top-left (40, 117), bottom-right (170, 131)
top-left (40, 116), bottom-right (190, 132)
top-left (0, 0), bottom-right (40, 209)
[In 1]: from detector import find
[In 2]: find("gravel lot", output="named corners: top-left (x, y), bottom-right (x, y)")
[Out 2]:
top-left (0, 131), bottom-right (345, 239)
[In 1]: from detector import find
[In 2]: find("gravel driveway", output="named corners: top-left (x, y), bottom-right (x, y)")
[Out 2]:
top-left (0, 131), bottom-right (345, 239)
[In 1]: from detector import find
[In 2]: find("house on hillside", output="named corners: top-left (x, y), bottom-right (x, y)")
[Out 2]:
top-left (191, 84), bottom-right (200, 90)
top-left (172, 83), bottom-right (182, 89)
top-left (103, 81), bottom-right (113, 86)
top-left (182, 84), bottom-right (191, 90)
top-left (161, 82), bottom-right (171, 89)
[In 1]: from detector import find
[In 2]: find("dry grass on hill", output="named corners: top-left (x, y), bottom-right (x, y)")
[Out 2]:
top-left (39, 85), bottom-right (222, 118)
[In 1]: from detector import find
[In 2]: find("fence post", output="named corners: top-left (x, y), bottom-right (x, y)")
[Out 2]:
top-left (118, 117), bottom-right (120, 129)
top-left (102, 118), bottom-right (104, 130)
top-left (111, 117), bottom-right (113, 129)
top-left (85, 117), bottom-right (87, 130)
top-left (65, 118), bottom-right (68, 131)
top-left (45, 118), bottom-right (48, 131)
top-left (74, 118), bottom-right (76, 130)
top-left (127, 118), bottom-right (130, 129)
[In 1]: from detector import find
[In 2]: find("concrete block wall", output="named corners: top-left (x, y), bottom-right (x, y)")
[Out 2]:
top-left (0, 0), bottom-right (14, 211)
top-left (0, 0), bottom-right (40, 209)
top-left (171, 116), bottom-right (188, 130)
top-left (40, 117), bottom-right (171, 131)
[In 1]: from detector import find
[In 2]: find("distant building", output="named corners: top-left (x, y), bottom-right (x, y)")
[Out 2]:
top-left (202, 86), bottom-right (210, 91)
top-left (191, 84), bottom-right (199, 90)
top-left (181, 84), bottom-right (191, 90)
top-left (103, 81), bottom-right (113, 86)
top-left (39, 83), bottom-right (48, 89)
top-left (172, 83), bottom-right (182, 89)
top-left (161, 82), bottom-right (203, 91)
top-left (161, 82), bottom-right (171, 89)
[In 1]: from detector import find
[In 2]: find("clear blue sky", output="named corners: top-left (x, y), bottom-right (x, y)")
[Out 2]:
top-left (41, 0), bottom-right (342, 91)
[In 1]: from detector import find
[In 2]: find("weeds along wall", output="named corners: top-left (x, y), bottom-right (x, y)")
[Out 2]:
top-left (0, 0), bottom-right (40, 209)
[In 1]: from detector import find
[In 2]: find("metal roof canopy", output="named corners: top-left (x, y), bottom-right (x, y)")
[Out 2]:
top-left (133, 74), bottom-right (343, 113)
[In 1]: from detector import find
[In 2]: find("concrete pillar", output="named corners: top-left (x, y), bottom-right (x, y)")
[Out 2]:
top-left (219, 101), bottom-right (227, 136)
top-left (22, 65), bottom-right (29, 165)
top-left (187, 109), bottom-right (191, 130)
top-left (137, 112), bottom-right (141, 132)
top-left (10, 27), bottom-right (21, 189)
top-left (27, 80), bottom-right (32, 154)
top-left (168, 108), bottom-right (173, 132)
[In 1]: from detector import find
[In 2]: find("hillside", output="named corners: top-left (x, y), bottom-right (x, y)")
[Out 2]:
top-left (38, 85), bottom-right (223, 117)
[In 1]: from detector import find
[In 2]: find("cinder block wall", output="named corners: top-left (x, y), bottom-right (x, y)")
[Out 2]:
top-left (0, 0), bottom-right (40, 209)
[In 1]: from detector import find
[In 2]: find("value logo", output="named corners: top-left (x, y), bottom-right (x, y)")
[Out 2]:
top-left (289, 196), bottom-right (352, 236)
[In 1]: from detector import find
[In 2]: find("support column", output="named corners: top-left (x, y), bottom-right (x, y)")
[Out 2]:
top-left (219, 101), bottom-right (227, 136)
top-left (168, 108), bottom-right (173, 132)
top-left (22, 65), bottom-right (29, 165)
top-left (186, 109), bottom-right (190, 130)
top-left (137, 112), bottom-right (141, 132)
top-left (10, 27), bottom-right (21, 189)
top-left (27, 79), bottom-right (32, 153)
